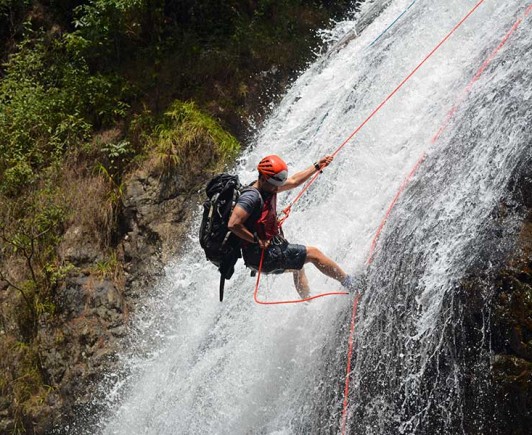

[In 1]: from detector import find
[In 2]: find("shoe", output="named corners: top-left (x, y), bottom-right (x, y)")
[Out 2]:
top-left (341, 273), bottom-right (365, 294)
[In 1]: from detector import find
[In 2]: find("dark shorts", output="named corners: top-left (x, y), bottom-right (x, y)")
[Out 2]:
top-left (243, 237), bottom-right (307, 274)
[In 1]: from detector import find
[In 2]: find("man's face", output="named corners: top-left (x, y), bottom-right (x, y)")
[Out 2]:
top-left (263, 181), bottom-right (279, 193)
top-left (259, 176), bottom-right (279, 193)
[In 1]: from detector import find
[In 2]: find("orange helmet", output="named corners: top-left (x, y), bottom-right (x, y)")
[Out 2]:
top-left (257, 155), bottom-right (288, 186)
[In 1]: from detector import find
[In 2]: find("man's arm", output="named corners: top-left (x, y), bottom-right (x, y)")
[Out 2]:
top-left (228, 205), bottom-right (269, 249)
top-left (278, 155), bottom-right (333, 192)
top-left (228, 205), bottom-right (254, 243)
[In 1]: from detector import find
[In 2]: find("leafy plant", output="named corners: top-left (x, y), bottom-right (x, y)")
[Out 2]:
top-left (71, 0), bottom-right (153, 66)
top-left (0, 0), bottom-right (31, 46)
top-left (0, 31), bottom-right (128, 196)
top-left (0, 188), bottom-right (67, 340)
top-left (100, 139), bottom-right (132, 177)
top-left (94, 250), bottom-right (119, 280)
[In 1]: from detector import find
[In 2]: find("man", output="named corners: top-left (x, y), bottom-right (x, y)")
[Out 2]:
top-left (228, 154), bottom-right (361, 298)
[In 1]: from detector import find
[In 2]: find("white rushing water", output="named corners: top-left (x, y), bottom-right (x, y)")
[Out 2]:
top-left (99, 0), bottom-right (532, 433)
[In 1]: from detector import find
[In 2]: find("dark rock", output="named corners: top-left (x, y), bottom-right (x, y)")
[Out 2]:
top-left (41, 346), bottom-right (67, 384)
top-left (109, 325), bottom-right (127, 338)
top-left (78, 324), bottom-right (99, 348)
top-left (57, 276), bottom-right (88, 319)
top-left (459, 207), bottom-right (532, 433)
top-left (120, 165), bottom-right (199, 304)
top-left (31, 406), bottom-right (55, 435)
top-left (492, 354), bottom-right (532, 431)
top-left (88, 279), bottom-right (124, 312)
top-left (59, 225), bottom-right (103, 267)
top-left (10, 161), bottom-right (204, 434)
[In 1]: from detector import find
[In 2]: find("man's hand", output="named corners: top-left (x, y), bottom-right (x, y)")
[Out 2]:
top-left (279, 154), bottom-right (335, 192)
top-left (257, 238), bottom-right (270, 250)
top-left (317, 155), bottom-right (334, 169)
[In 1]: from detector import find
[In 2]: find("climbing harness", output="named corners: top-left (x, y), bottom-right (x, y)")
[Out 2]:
top-left (253, 248), bottom-right (350, 306)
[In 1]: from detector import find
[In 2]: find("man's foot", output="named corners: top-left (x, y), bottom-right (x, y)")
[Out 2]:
top-left (341, 273), bottom-right (365, 294)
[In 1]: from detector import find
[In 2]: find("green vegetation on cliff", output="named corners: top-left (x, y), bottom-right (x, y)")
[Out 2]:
top-left (150, 101), bottom-right (240, 174)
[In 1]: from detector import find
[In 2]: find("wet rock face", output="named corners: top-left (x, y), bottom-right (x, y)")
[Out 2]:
top-left (459, 160), bottom-right (532, 434)
top-left (36, 272), bottom-right (127, 431)
top-left (489, 213), bottom-right (532, 433)
top-left (60, 225), bottom-right (104, 266)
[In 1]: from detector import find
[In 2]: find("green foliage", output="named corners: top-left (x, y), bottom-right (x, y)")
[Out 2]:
top-left (0, 0), bottom-right (354, 428)
top-left (71, 0), bottom-right (161, 66)
top-left (0, 0), bottom-right (31, 45)
top-left (100, 139), bottom-right (132, 177)
top-left (0, 186), bottom-right (68, 342)
top-left (7, 340), bottom-right (50, 427)
top-left (0, 31), bottom-right (128, 196)
top-left (0, 0), bottom-right (27, 10)
top-left (93, 250), bottom-right (119, 280)
top-left (96, 162), bottom-right (124, 207)
top-left (0, 0), bottom-right (30, 19)
top-left (151, 101), bottom-right (240, 174)
top-left (44, 262), bottom-right (75, 289)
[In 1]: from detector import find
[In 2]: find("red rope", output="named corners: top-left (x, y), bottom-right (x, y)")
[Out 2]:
top-left (253, 248), bottom-right (349, 306)
top-left (254, 0), bottom-right (487, 306)
top-left (340, 3), bottom-right (531, 433)
top-left (279, 0), bottom-right (488, 222)
top-left (340, 292), bottom-right (361, 435)
top-left (431, 11), bottom-right (527, 143)
top-left (249, 0), bottom-right (530, 430)
top-left (366, 153), bottom-right (427, 265)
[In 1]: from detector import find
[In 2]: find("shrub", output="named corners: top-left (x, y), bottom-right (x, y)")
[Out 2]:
top-left (0, 31), bottom-right (128, 196)
top-left (70, 0), bottom-right (161, 67)
top-left (0, 0), bottom-right (31, 47)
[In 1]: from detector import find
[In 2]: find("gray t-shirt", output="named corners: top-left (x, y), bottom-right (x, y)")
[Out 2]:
top-left (236, 187), bottom-right (264, 232)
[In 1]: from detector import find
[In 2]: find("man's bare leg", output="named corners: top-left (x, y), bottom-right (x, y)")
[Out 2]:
top-left (305, 246), bottom-right (347, 283)
top-left (293, 268), bottom-right (310, 299)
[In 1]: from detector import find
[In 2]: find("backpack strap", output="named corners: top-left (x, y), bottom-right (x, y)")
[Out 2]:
top-left (218, 246), bottom-right (241, 302)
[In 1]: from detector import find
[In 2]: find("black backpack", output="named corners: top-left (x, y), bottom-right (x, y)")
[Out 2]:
top-left (199, 174), bottom-right (248, 301)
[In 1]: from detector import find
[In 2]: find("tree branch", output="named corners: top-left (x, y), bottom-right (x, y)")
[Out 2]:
top-left (0, 270), bottom-right (34, 316)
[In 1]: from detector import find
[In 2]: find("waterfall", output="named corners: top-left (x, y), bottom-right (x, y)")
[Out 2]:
top-left (99, 1), bottom-right (531, 433)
